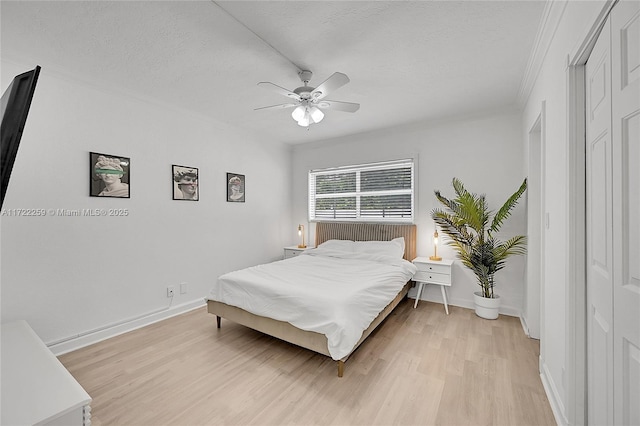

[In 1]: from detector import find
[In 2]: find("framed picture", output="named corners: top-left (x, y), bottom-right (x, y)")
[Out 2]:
top-left (90, 152), bottom-right (130, 198)
top-left (172, 165), bottom-right (199, 201)
top-left (226, 172), bottom-right (245, 202)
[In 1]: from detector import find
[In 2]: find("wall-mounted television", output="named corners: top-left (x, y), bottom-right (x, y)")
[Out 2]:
top-left (1, 65), bottom-right (41, 208)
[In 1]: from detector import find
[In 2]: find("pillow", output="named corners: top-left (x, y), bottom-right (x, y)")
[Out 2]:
top-left (353, 237), bottom-right (405, 258)
top-left (317, 239), bottom-right (355, 252)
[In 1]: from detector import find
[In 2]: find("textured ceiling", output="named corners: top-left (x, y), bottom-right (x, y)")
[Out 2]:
top-left (1, 1), bottom-right (545, 145)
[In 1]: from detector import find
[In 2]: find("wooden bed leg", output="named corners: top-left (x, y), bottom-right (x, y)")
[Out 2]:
top-left (337, 360), bottom-right (345, 377)
top-left (216, 316), bottom-right (221, 329)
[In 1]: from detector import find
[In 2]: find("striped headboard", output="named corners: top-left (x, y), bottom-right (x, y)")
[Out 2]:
top-left (314, 222), bottom-right (417, 261)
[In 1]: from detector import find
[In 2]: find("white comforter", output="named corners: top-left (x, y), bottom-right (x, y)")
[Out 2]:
top-left (207, 247), bottom-right (417, 360)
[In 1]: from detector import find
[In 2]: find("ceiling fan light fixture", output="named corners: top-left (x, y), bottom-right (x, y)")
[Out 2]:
top-left (309, 106), bottom-right (324, 123)
top-left (291, 105), bottom-right (305, 121)
top-left (297, 115), bottom-right (310, 127)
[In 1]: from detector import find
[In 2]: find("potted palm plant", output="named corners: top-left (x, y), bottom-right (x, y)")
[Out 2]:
top-left (431, 177), bottom-right (527, 319)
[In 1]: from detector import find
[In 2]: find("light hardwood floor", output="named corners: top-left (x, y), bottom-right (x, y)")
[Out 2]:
top-left (59, 300), bottom-right (556, 426)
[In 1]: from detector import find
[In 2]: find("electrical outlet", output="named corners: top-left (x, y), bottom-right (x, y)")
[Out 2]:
top-left (167, 286), bottom-right (175, 298)
top-left (180, 283), bottom-right (187, 294)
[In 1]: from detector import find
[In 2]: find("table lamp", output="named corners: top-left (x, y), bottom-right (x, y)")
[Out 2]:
top-left (429, 229), bottom-right (442, 261)
top-left (298, 224), bottom-right (307, 248)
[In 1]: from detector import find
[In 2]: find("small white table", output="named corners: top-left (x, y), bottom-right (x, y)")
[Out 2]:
top-left (283, 245), bottom-right (314, 259)
top-left (412, 257), bottom-right (454, 314)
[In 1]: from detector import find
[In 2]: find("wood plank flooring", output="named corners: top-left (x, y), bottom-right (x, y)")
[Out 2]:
top-left (59, 300), bottom-right (556, 426)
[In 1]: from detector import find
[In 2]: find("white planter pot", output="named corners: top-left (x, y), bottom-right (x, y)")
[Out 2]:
top-left (473, 291), bottom-right (501, 320)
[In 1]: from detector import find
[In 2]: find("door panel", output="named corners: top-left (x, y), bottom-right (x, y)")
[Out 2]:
top-left (612, 2), bottom-right (640, 424)
top-left (591, 308), bottom-right (611, 426)
top-left (623, 339), bottom-right (640, 425)
top-left (621, 11), bottom-right (640, 87)
top-left (586, 16), bottom-right (614, 426)
top-left (622, 112), bottom-right (640, 292)
top-left (589, 135), bottom-right (610, 274)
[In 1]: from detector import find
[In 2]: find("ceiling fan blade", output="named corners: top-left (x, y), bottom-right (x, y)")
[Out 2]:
top-left (317, 100), bottom-right (360, 113)
top-left (257, 82), bottom-right (301, 101)
top-left (254, 102), bottom-right (298, 111)
top-left (310, 72), bottom-right (350, 100)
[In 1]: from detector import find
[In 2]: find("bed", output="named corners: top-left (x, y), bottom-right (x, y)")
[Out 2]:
top-left (206, 222), bottom-right (417, 377)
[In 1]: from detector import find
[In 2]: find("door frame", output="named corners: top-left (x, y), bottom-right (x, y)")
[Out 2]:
top-left (566, 1), bottom-right (616, 425)
top-left (525, 105), bottom-right (545, 341)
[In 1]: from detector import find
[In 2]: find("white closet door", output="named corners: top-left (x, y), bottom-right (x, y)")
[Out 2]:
top-left (586, 15), bottom-right (614, 426)
top-left (586, 2), bottom-right (640, 424)
top-left (611, 1), bottom-right (640, 425)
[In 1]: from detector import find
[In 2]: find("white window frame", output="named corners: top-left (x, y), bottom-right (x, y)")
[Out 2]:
top-left (308, 159), bottom-right (415, 223)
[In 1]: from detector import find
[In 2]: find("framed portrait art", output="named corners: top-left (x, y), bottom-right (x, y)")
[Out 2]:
top-left (90, 152), bottom-right (130, 198)
top-left (172, 165), bottom-right (199, 201)
top-left (226, 172), bottom-right (245, 202)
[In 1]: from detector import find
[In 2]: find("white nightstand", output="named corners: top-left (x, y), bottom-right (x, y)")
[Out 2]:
top-left (283, 245), bottom-right (314, 259)
top-left (412, 257), bottom-right (454, 314)
top-left (2, 321), bottom-right (92, 426)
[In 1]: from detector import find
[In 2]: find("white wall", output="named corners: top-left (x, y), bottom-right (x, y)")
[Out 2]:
top-left (292, 109), bottom-right (527, 315)
top-left (522, 1), bottom-right (609, 423)
top-left (0, 59), bottom-right (292, 351)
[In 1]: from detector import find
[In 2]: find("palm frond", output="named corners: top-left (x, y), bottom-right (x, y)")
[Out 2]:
top-left (431, 209), bottom-right (474, 245)
top-left (434, 190), bottom-right (458, 213)
top-left (451, 178), bottom-right (489, 233)
top-left (491, 178), bottom-right (527, 232)
top-left (493, 236), bottom-right (527, 273)
top-left (494, 235), bottom-right (527, 260)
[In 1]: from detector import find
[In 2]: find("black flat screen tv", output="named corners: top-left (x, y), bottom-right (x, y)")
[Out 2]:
top-left (1, 65), bottom-right (41, 208)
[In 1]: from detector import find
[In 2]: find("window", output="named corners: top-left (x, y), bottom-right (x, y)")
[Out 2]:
top-left (308, 159), bottom-right (414, 222)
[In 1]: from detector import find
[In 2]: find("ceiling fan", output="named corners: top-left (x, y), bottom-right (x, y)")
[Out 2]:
top-left (255, 70), bottom-right (360, 127)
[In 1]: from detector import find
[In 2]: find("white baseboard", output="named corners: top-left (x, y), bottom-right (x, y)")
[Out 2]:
top-left (47, 298), bottom-right (206, 356)
top-left (409, 288), bottom-right (521, 318)
top-left (520, 315), bottom-right (531, 337)
top-left (540, 356), bottom-right (568, 426)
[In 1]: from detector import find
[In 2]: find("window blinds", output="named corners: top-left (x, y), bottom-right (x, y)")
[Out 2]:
top-left (308, 159), bottom-right (414, 222)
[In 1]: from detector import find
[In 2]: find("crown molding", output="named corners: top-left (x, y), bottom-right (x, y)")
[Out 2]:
top-left (517, 0), bottom-right (569, 106)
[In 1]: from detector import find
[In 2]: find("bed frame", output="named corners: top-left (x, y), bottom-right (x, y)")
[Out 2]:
top-left (207, 222), bottom-right (417, 377)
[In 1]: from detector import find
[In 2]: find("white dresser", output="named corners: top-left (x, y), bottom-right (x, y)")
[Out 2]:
top-left (1, 320), bottom-right (92, 425)
top-left (412, 257), bottom-right (454, 314)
